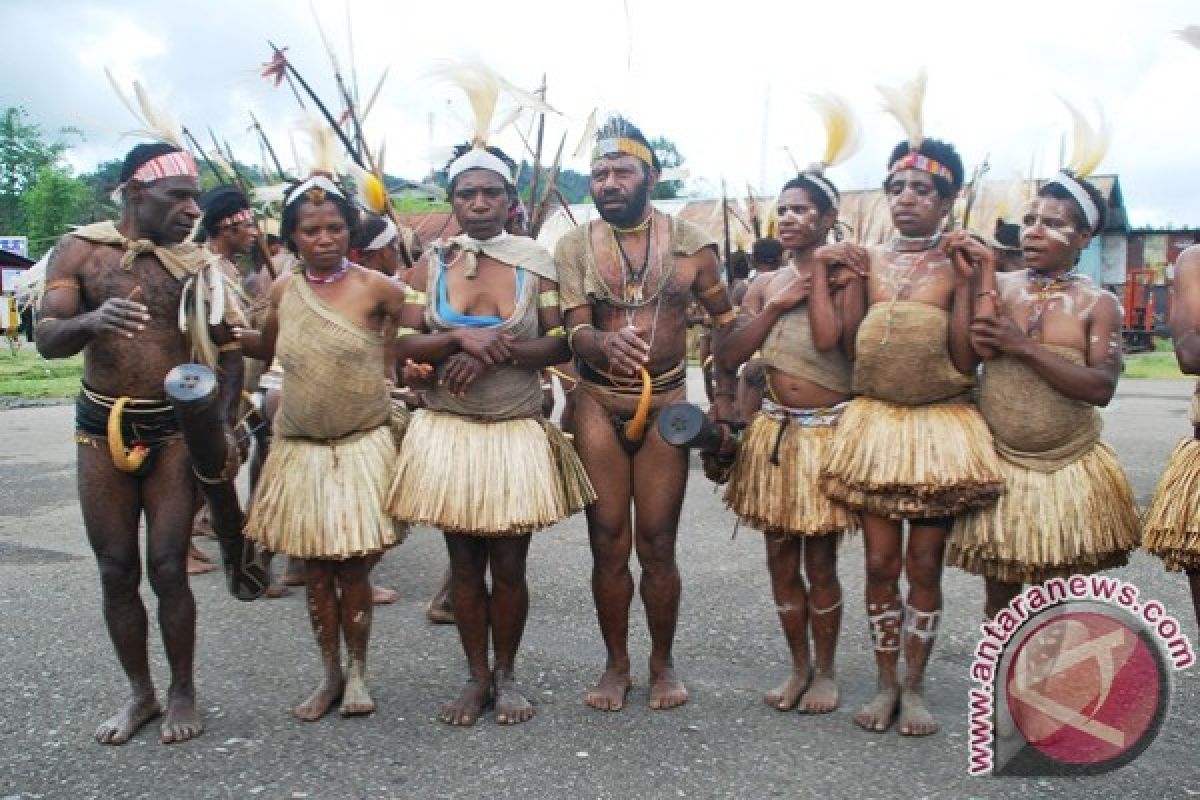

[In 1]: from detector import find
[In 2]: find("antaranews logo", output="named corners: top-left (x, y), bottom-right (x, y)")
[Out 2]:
top-left (968, 574), bottom-right (1195, 777)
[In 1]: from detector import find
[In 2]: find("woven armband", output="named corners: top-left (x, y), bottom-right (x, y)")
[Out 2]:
top-left (537, 290), bottom-right (560, 309)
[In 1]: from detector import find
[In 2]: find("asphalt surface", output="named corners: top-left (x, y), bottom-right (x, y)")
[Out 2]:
top-left (1, 376), bottom-right (1198, 800)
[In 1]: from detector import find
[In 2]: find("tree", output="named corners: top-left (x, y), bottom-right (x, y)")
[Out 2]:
top-left (0, 106), bottom-right (78, 234)
top-left (22, 166), bottom-right (89, 258)
top-left (649, 136), bottom-right (685, 200)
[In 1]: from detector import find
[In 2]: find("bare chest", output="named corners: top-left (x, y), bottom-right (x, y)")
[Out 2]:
top-left (868, 250), bottom-right (957, 308)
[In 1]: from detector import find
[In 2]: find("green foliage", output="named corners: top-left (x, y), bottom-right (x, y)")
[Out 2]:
top-left (0, 107), bottom-right (79, 235)
top-left (649, 136), bottom-right (684, 200)
top-left (0, 348), bottom-right (83, 398)
top-left (22, 166), bottom-right (90, 258)
top-left (514, 162), bottom-right (591, 205)
top-left (392, 196), bottom-right (449, 213)
top-left (1123, 352), bottom-right (1184, 380)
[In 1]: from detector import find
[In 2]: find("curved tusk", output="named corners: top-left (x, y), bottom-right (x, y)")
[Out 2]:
top-left (107, 397), bottom-right (150, 473)
top-left (622, 367), bottom-right (653, 443)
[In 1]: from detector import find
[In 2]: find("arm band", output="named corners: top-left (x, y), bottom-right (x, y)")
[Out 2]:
top-left (545, 325), bottom-right (566, 338)
top-left (45, 279), bottom-right (81, 292)
top-left (404, 289), bottom-right (427, 305)
top-left (697, 282), bottom-right (726, 301)
top-left (713, 309), bottom-right (737, 328)
top-left (395, 326), bottom-right (420, 338)
top-left (567, 323), bottom-right (594, 353)
top-left (217, 342), bottom-right (242, 353)
top-left (537, 290), bottom-right (561, 309)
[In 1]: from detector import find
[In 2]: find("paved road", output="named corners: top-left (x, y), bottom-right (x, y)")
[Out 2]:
top-left (1, 377), bottom-right (1198, 799)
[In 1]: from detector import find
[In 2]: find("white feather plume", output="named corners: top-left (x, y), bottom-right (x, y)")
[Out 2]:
top-left (807, 92), bottom-right (861, 170)
top-left (878, 71), bottom-right (927, 149)
top-left (300, 115), bottom-right (342, 176)
top-left (429, 60), bottom-right (558, 149)
top-left (105, 68), bottom-right (182, 147)
top-left (1058, 97), bottom-right (1110, 179)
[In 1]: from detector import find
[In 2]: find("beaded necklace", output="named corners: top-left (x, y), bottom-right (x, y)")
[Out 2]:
top-left (304, 258), bottom-right (351, 285)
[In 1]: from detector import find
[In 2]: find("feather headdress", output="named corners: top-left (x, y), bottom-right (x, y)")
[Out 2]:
top-left (807, 93), bottom-right (861, 171)
top-left (348, 161), bottom-right (388, 214)
top-left (878, 71), bottom-right (928, 150)
top-left (300, 114), bottom-right (343, 177)
top-left (105, 68), bottom-right (183, 148)
top-left (1044, 97), bottom-right (1111, 233)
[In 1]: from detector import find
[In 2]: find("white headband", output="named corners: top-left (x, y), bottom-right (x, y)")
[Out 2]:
top-left (447, 148), bottom-right (514, 185)
top-left (365, 217), bottom-right (398, 252)
top-left (800, 171), bottom-right (839, 209)
top-left (285, 175), bottom-right (345, 209)
top-left (1045, 170), bottom-right (1100, 232)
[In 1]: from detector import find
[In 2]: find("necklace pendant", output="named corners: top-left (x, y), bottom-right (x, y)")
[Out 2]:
top-left (625, 284), bottom-right (643, 304)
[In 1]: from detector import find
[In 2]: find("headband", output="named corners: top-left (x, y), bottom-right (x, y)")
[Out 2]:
top-left (365, 217), bottom-right (398, 252)
top-left (447, 148), bottom-right (514, 185)
top-left (1044, 170), bottom-right (1100, 232)
top-left (285, 175), bottom-right (345, 209)
top-left (889, 151), bottom-right (955, 184)
top-left (798, 171), bottom-right (839, 209)
top-left (112, 150), bottom-right (200, 202)
top-left (219, 208), bottom-right (255, 228)
top-left (592, 137), bottom-right (656, 171)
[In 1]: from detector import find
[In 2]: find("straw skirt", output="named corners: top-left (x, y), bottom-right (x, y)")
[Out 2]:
top-left (1143, 438), bottom-right (1200, 572)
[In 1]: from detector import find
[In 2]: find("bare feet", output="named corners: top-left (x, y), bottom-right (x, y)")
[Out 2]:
top-left (160, 689), bottom-right (204, 744)
top-left (584, 666), bottom-right (632, 712)
top-left (425, 600), bottom-right (454, 625)
top-left (438, 678), bottom-right (493, 726)
top-left (264, 582), bottom-right (291, 598)
top-left (95, 694), bottom-right (161, 745)
top-left (293, 675), bottom-right (345, 722)
top-left (853, 686), bottom-right (900, 733)
top-left (186, 546), bottom-right (216, 576)
top-left (281, 558), bottom-right (306, 587)
top-left (494, 672), bottom-right (535, 726)
top-left (799, 673), bottom-right (840, 714)
top-left (371, 585), bottom-right (399, 605)
top-left (897, 688), bottom-right (939, 736)
top-left (339, 668), bottom-right (376, 717)
top-left (648, 664), bottom-right (689, 711)
top-left (764, 668), bottom-right (809, 711)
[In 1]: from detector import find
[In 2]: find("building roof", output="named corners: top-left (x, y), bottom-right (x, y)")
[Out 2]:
top-left (0, 249), bottom-right (34, 268)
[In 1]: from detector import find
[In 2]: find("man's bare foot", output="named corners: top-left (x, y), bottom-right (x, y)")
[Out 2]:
top-left (186, 553), bottom-right (216, 575)
top-left (189, 542), bottom-right (212, 562)
top-left (897, 688), bottom-right (939, 736)
top-left (853, 686), bottom-right (900, 733)
top-left (584, 666), bottom-right (631, 712)
top-left (281, 559), bottom-right (306, 586)
top-left (95, 695), bottom-right (161, 745)
top-left (372, 585), bottom-right (399, 605)
top-left (648, 664), bottom-right (689, 710)
top-left (764, 668), bottom-right (809, 711)
top-left (494, 673), bottom-right (535, 725)
top-left (293, 675), bottom-right (345, 722)
top-left (264, 582), bottom-right (291, 598)
top-left (438, 678), bottom-right (493, 726)
top-left (160, 690), bottom-right (203, 744)
top-left (425, 600), bottom-right (454, 625)
top-left (799, 673), bottom-right (840, 714)
top-left (339, 669), bottom-right (376, 717)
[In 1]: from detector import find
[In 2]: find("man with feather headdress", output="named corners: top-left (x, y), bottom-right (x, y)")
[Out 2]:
top-left (818, 74), bottom-right (1005, 736)
top-left (947, 102), bottom-right (1139, 616)
top-left (556, 115), bottom-right (738, 712)
top-left (36, 138), bottom-right (244, 746)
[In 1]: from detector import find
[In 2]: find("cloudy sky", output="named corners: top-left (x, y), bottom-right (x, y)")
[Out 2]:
top-left (5, 0), bottom-right (1199, 227)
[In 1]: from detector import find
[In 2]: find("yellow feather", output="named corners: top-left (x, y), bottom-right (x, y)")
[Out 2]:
top-left (807, 93), bottom-right (861, 169)
top-left (1058, 97), bottom-right (1110, 178)
top-left (348, 162), bottom-right (387, 214)
top-left (878, 71), bottom-right (927, 149)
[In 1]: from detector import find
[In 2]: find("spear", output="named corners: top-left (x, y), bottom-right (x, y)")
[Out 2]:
top-left (721, 179), bottom-right (733, 285)
top-left (204, 129), bottom-right (277, 280)
top-left (264, 42), bottom-right (365, 168)
top-left (513, 125), bottom-right (576, 226)
top-left (181, 127), bottom-right (228, 184)
top-left (527, 77), bottom-right (547, 216)
top-left (248, 111), bottom-right (286, 182)
top-left (960, 155), bottom-right (991, 232)
top-left (531, 133), bottom-right (567, 238)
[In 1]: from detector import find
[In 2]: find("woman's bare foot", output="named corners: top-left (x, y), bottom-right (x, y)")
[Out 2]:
top-left (764, 668), bottom-right (809, 711)
top-left (281, 558), bottom-right (306, 587)
top-left (648, 663), bottom-right (688, 710)
top-left (494, 672), bottom-right (535, 725)
top-left (160, 688), bottom-right (204, 744)
top-left (293, 675), bottom-right (345, 721)
top-left (339, 667), bottom-right (376, 717)
top-left (798, 673), bottom-right (840, 714)
top-left (95, 694), bottom-right (161, 745)
top-left (371, 585), bottom-right (399, 605)
top-left (853, 686), bottom-right (900, 732)
top-left (264, 582), bottom-right (291, 598)
top-left (897, 688), bottom-right (940, 736)
top-left (584, 666), bottom-right (632, 712)
top-left (189, 542), bottom-right (212, 562)
top-left (438, 678), bottom-right (493, 726)
top-left (186, 547), bottom-right (216, 575)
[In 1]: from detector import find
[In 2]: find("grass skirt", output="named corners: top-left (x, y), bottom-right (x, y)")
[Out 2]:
top-left (724, 413), bottom-right (856, 536)
top-left (1143, 438), bottom-right (1200, 571)
top-left (387, 410), bottom-right (595, 536)
top-left (245, 424), bottom-right (402, 559)
top-left (947, 442), bottom-right (1140, 583)
top-left (819, 396), bottom-right (1004, 519)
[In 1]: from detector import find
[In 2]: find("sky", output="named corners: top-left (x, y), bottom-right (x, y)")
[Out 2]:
top-left (4, 0), bottom-right (1199, 228)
